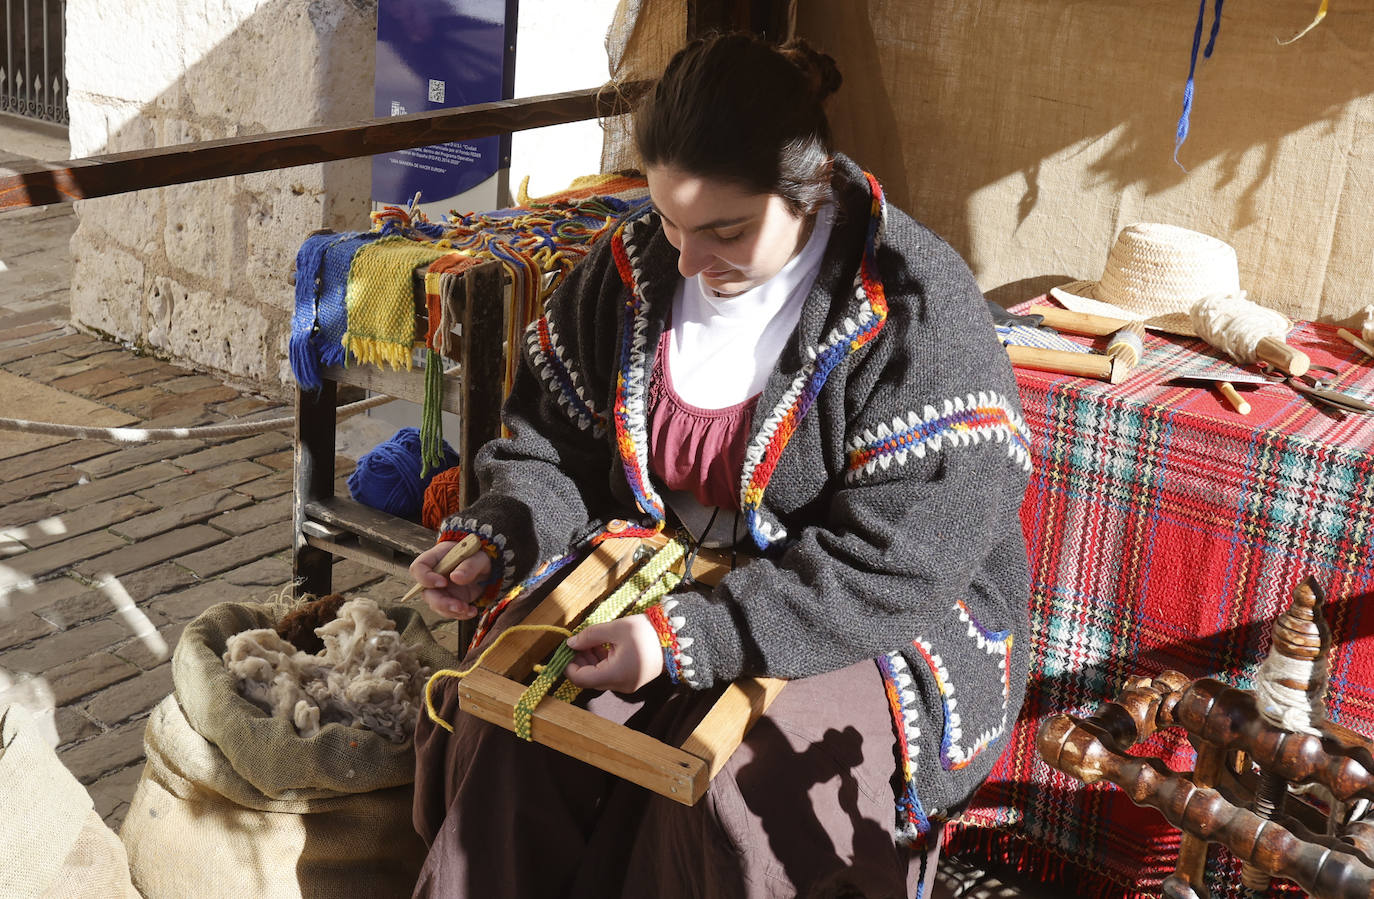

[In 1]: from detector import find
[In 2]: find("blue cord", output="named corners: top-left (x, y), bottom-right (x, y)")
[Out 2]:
top-left (1174, 0), bottom-right (1226, 169)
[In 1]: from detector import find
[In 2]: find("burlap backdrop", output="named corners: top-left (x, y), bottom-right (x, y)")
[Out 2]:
top-left (601, 0), bottom-right (686, 174)
top-left (603, 1), bottom-right (1373, 324)
top-left (796, 0), bottom-right (1374, 323)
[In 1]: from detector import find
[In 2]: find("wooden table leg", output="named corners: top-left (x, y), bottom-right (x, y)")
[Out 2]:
top-left (293, 378), bottom-right (336, 597)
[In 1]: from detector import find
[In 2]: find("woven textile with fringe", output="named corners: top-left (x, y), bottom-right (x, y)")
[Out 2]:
top-left (342, 235), bottom-right (453, 371)
top-left (288, 176), bottom-right (649, 477)
top-left (290, 230), bottom-right (382, 391)
top-left (439, 173), bottom-right (650, 401)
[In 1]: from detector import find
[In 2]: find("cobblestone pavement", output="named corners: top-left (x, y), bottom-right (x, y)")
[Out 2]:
top-left (0, 193), bottom-right (433, 831)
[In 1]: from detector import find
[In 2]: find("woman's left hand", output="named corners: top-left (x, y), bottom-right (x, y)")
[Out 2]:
top-left (564, 614), bottom-right (664, 693)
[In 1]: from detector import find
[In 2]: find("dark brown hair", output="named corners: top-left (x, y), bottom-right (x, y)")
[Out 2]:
top-left (633, 33), bottom-right (843, 216)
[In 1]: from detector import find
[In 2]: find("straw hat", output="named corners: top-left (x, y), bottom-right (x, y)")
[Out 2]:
top-left (1049, 223), bottom-right (1242, 337)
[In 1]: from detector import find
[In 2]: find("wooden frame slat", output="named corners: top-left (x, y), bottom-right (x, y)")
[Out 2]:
top-left (322, 363), bottom-right (463, 415)
top-left (303, 534), bottom-right (413, 580)
top-left (457, 534), bottom-right (785, 806)
top-left (458, 667), bottom-right (709, 803)
top-left (475, 536), bottom-right (645, 680)
top-left (0, 82), bottom-right (648, 209)
top-left (304, 496), bottom-right (436, 555)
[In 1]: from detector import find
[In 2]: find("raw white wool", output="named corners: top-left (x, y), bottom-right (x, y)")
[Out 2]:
top-left (223, 598), bottom-right (432, 742)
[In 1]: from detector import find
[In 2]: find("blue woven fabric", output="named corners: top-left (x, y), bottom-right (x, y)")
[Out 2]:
top-left (290, 231), bottom-right (387, 389)
top-left (996, 324), bottom-right (1091, 354)
top-left (319, 233), bottom-right (386, 368)
top-left (288, 232), bottom-right (337, 390)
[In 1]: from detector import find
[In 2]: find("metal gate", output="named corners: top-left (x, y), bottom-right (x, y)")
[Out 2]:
top-left (2, 0), bottom-right (65, 125)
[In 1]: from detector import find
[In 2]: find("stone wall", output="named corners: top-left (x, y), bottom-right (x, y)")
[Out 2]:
top-left (66, 0), bottom-right (377, 396)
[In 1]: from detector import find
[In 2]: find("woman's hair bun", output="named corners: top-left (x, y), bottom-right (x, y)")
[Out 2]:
top-left (780, 38), bottom-right (842, 102)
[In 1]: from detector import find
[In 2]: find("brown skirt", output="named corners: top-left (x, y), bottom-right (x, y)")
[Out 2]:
top-left (412, 590), bottom-right (939, 899)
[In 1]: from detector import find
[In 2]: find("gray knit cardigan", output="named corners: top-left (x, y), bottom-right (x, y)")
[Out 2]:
top-left (438, 155), bottom-right (1032, 843)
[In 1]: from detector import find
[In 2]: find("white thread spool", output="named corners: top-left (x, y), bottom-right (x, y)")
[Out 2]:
top-left (1190, 292), bottom-right (1310, 376)
top-left (1253, 650), bottom-right (1328, 737)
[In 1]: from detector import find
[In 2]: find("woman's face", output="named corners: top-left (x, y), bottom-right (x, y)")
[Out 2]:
top-left (646, 165), bottom-right (810, 297)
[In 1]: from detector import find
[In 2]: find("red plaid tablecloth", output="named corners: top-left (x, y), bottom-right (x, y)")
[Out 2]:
top-left (944, 309), bottom-right (1374, 897)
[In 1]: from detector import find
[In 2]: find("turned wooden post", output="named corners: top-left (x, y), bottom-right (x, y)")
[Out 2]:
top-left (1242, 577), bottom-right (1331, 894)
top-left (1038, 578), bottom-right (1374, 899)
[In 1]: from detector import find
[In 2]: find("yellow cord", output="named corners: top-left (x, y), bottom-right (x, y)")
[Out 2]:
top-left (1278, 0), bottom-right (1327, 44)
top-left (423, 623), bottom-right (575, 733)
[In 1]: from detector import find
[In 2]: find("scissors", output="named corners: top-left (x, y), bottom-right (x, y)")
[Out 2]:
top-left (1257, 363), bottom-right (1374, 414)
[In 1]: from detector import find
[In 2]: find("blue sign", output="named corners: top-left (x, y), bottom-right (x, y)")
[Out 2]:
top-left (373, 0), bottom-right (513, 207)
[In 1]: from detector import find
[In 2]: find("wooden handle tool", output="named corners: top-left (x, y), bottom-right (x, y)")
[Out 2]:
top-left (1253, 336), bottom-right (1310, 377)
top-left (401, 533), bottom-right (483, 603)
top-left (1005, 345), bottom-right (1127, 383)
top-left (1216, 382), bottom-right (1251, 415)
top-left (1338, 328), bottom-right (1374, 360)
top-left (1035, 305), bottom-right (1136, 337)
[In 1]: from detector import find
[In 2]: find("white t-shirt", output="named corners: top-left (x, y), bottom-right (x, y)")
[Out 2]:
top-left (660, 203), bottom-right (835, 545)
top-left (667, 203), bottom-right (835, 409)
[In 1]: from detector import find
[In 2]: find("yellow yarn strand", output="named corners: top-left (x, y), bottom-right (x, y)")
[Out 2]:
top-left (1278, 0), bottom-right (1327, 44)
top-left (548, 567), bottom-right (683, 706)
top-left (423, 624), bottom-right (575, 733)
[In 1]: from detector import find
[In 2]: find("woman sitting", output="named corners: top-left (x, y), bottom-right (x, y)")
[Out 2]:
top-left (409, 31), bottom-right (1032, 898)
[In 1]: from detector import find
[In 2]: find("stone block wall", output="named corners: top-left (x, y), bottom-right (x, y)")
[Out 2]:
top-left (66, 0), bottom-right (377, 395)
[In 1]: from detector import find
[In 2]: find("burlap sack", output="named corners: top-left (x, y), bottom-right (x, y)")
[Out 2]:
top-left (0, 703), bottom-right (140, 898)
top-left (121, 601), bottom-right (453, 898)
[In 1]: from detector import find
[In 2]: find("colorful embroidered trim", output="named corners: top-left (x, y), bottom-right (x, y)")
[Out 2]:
top-left (465, 519), bottom-right (663, 652)
top-left (877, 651), bottom-right (932, 843)
top-left (737, 171), bottom-right (891, 549)
top-left (844, 392), bottom-right (1032, 483)
top-left (467, 550), bottom-right (578, 652)
top-left (610, 211), bottom-right (666, 521)
top-left (911, 603), bottom-right (1014, 771)
top-left (525, 313), bottom-right (607, 434)
top-left (436, 518), bottom-right (517, 606)
top-left (645, 599), bottom-right (693, 685)
top-left (436, 184), bottom-right (649, 402)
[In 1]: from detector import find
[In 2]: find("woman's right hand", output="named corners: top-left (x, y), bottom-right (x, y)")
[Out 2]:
top-left (409, 540), bottom-right (492, 620)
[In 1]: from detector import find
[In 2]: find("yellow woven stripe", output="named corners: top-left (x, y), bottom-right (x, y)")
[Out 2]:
top-left (342, 236), bottom-right (449, 370)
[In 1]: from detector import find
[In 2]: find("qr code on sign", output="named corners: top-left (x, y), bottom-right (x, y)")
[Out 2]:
top-left (428, 79), bottom-right (445, 103)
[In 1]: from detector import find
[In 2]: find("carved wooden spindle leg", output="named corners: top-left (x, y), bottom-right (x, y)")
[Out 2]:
top-left (1040, 672), bottom-right (1209, 894)
top-left (1166, 739), bottom-right (1228, 899)
top-left (1043, 698), bottom-right (1374, 899)
top-left (1243, 578), bottom-right (1331, 895)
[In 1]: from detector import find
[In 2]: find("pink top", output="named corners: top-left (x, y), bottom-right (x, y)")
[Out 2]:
top-left (647, 331), bottom-right (758, 511)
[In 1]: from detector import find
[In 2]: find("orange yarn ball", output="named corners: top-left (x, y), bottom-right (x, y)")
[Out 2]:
top-left (421, 465), bottom-right (464, 530)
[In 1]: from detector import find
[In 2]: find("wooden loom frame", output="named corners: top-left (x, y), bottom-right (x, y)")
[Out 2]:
top-left (456, 531), bottom-right (786, 806)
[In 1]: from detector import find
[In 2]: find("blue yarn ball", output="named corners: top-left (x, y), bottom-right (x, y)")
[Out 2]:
top-left (348, 427), bottom-right (459, 522)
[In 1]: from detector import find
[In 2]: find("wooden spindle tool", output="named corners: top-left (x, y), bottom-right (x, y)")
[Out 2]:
top-left (400, 533), bottom-right (483, 603)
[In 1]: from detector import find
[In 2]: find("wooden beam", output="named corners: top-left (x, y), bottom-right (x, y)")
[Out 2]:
top-left (687, 0), bottom-right (790, 39)
top-left (0, 81), bottom-right (648, 210)
top-left (304, 496), bottom-right (437, 555)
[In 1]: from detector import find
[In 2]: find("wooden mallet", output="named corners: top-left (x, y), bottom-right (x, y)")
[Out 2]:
top-left (1005, 306), bottom-right (1146, 384)
top-left (400, 533), bottom-right (483, 603)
